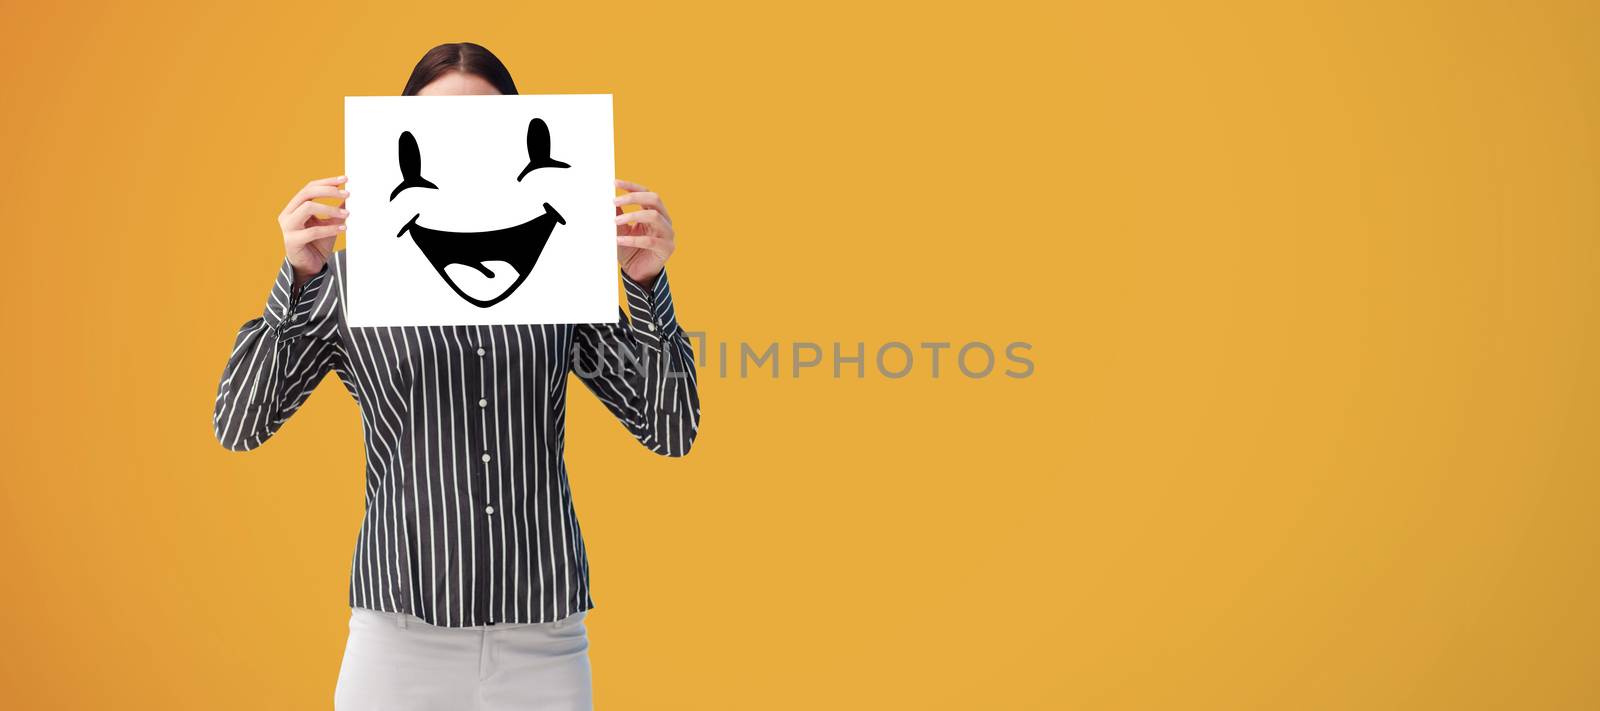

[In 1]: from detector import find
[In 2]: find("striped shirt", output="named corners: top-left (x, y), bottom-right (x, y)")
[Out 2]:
top-left (213, 251), bottom-right (699, 627)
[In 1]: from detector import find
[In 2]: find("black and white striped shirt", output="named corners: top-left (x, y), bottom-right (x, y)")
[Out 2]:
top-left (213, 251), bottom-right (699, 627)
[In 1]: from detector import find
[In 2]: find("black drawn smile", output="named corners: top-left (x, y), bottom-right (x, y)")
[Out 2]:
top-left (397, 202), bottom-right (565, 308)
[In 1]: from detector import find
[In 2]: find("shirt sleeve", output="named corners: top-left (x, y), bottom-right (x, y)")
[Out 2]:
top-left (212, 257), bottom-right (344, 451)
top-left (571, 269), bottom-right (701, 457)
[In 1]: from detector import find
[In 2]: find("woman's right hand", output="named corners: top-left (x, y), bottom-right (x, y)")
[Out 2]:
top-left (279, 175), bottom-right (349, 286)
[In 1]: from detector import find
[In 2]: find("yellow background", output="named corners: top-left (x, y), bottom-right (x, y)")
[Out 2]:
top-left (2, 1), bottom-right (1597, 708)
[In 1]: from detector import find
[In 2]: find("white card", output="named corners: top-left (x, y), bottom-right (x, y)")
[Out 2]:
top-left (344, 94), bottom-right (617, 327)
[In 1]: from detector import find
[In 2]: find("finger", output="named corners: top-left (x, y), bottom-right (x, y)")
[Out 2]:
top-left (299, 200), bottom-right (345, 219)
top-left (284, 177), bottom-right (346, 207)
top-left (615, 179), bottom-right (649, 193)
top-left (615, 203), bottom-right (651, 237)
top-left (290, 224), bottom-right (346, 244)
top-left (306, 215), bottom-right (348, 228)
top-left (288, 200), bottom-right (347, 228)
top-left (282, 183), bottom-right (349, 217)
top-left (613, 191), bottom-right (670, 221)
top-left (614, 209), bottom-right (672, 234)
top-left (615, 234), bottom-right (670, 252)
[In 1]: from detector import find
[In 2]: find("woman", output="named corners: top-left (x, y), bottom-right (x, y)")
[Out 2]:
top-left (212, 42), bottom-right (700, 711)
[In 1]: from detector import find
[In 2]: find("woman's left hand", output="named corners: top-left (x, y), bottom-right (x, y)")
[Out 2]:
top-left (613, 179), bottom-right (675, 286)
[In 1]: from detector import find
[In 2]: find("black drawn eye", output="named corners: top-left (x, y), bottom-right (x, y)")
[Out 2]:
top-left (516, 118), bottom-right (570, 181)
top-left (390, 131), bottom-right (439, 201)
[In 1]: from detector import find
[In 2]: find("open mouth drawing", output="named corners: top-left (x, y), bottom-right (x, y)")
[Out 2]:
top-left (389, 118), bottom-right (571, 308)
top-left (397, 202), bottom-right (564, 308)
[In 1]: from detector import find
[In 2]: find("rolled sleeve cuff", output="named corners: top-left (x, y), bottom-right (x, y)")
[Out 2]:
top-left (262, 259), bottom-right (328, 338)
top-left (621, 269), bottom-right (682, 352)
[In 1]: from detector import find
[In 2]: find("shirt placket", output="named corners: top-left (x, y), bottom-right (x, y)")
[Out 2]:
top-left (468, 325), bottom-right (499, 626)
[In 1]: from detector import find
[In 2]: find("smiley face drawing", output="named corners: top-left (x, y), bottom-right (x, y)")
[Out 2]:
top-left (391, 118), bottom-right (570, 308)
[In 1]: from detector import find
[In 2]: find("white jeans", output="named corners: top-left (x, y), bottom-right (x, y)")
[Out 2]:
top-left (334, 607), bottom-right (592, 711)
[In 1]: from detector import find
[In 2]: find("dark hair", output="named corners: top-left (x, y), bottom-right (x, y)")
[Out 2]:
top-left (401, 42), bottom-right (518, 96)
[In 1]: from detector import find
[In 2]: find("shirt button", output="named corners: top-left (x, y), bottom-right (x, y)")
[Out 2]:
top-left (478, 398), bottom-right (488, 408)
top-left (645, 322), bottom-right (655, 332)
top-left (485, 506), bottom-right (495, 515)
top-left (477, 347), bottom-right (486, 356)
top-left (481, 453), bottom-right (491, 463)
